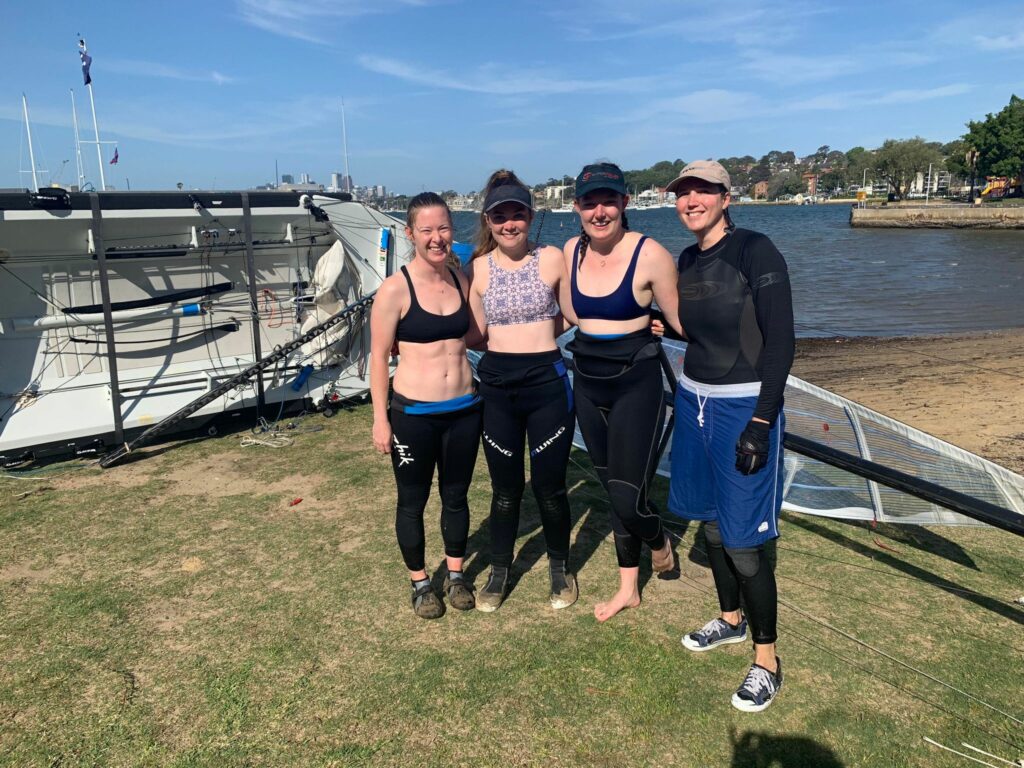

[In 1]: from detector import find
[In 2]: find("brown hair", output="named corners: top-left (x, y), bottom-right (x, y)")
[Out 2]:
top-left (472, 169), bottom-right (533, 260)
top-left (406, 192), bottom-right (460, 269)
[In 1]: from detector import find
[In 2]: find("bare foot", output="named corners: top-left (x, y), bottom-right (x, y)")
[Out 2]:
top-left (652, 536), bottom-right (675, 573)
top-left (594, 588), bottom-right (641, 622)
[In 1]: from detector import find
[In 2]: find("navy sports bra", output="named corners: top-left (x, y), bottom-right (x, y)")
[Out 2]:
top-left (395, 265), bottom-right (470, 343)
top-left (571, 235), bottom-right (648, 321)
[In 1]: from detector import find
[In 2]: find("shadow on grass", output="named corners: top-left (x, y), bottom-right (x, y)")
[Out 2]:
top-left (786, 515), bottom-right (1024, 626)
top-left (857, 519), bottom-right (978, 570)
top-left (730, 729), bottom-right (845, 767)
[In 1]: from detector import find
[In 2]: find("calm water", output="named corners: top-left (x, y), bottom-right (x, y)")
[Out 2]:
top-left (450, 206), bottom-right (1024, 338)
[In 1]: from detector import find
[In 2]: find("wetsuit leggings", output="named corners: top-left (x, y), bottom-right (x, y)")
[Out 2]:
top-left (705, 520), bottom-right (778, 645)
top-left (570, 331), bottom-right (666, 568)
top-left (477, 350), bottom-right (576, 567)
top-left (389, 394), bottom-right (482, 572)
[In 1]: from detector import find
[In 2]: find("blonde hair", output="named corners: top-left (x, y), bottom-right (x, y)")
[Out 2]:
top-left (472, 169), bottom-right (533, 260)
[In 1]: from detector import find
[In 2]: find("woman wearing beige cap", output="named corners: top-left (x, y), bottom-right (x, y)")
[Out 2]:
top-left (664, 159), bottom-right (794, 712)
top-left (562, 161), bottom-right (684, 622)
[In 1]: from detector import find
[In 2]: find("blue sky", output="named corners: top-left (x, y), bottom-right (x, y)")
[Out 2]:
top-left (3, 0), bottom-right (1022, 194)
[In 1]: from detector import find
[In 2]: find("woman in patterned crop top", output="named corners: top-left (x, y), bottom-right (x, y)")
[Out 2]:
top-left (465, 169), bottom-right (578, 613)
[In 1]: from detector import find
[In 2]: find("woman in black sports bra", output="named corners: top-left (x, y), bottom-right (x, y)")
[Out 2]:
top-left (561, 162), bottom-right (684, 623)
top-left (369, 192), bottom-right (481, 620)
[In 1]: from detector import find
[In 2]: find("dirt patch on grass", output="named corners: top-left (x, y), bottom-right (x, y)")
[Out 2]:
top-left (0, 563), bottom-right (55, 584)
top-left (154, 452), bottom-right (330, 504)
top-left (56, 457), bottom-right (158, 491)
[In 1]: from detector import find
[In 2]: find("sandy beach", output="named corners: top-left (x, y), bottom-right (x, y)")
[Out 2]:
top-left (792, 328), bottom-right (1024, 473)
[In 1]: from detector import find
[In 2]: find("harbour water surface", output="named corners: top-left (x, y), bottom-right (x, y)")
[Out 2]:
top-left (450, 205), bottom-right (1023, 338)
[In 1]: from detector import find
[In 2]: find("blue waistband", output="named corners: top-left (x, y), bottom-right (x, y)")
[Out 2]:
top-left (399, 392), bottom-right (480, 415)
top-left (587, 332), bottom-right (629, 339)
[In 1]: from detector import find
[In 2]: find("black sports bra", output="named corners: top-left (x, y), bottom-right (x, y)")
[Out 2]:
top-left (395, 265), bottom-right (470, 344)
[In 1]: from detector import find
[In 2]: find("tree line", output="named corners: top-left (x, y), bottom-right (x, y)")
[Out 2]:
top-left (539, 95), bottom-right (1023, 202)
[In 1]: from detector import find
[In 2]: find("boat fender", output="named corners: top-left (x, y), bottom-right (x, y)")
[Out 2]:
top-left (182, 303), bottom-right (202, 316)
top-left (291, 364), bottom-right (314, 391)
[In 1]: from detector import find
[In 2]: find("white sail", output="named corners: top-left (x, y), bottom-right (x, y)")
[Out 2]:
top-left (484, 335), bottom-right (1024, 528)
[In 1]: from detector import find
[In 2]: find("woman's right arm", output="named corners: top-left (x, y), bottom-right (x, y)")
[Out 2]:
top-left (464, 260), bottom-right (489, 350)
top-left (369, 278), bottom-right (403, 453)
top-left (559, 239), bottom-right (579, 326)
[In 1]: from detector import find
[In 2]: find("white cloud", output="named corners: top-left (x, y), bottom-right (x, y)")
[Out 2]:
top-left (104, 59), bottom-right (235, 85)
top-left (609, 88), bottom-right (759, 125)
top-left (782, 83), bottom-right (971, 113)
top-left (236, 0), bottom-right (451, 44)
top-left (973, 31), bottom-right (1024, 50)
top-left (357, 55), bottom-right (656, 96)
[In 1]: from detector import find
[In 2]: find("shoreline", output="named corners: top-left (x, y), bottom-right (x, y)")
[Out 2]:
top-left (791, 327), bottom-right (1024, 473)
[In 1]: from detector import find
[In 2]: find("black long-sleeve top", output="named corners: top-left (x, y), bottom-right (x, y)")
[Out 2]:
top-left (676, 228), bottom-right (795, 424)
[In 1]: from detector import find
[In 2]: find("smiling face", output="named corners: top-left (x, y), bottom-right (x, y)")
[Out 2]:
top-left (405, 204), bottom-right (453, 265)
top-left (575, 189), bottom-right (629, 243)
top-left (485, 202), bottom-right (532, 254)
top-left (674, 178), bottom-right (730, 241)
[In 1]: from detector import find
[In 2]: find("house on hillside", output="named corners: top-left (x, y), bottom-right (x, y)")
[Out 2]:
top-left (753, 181), bottom-right (769, 200)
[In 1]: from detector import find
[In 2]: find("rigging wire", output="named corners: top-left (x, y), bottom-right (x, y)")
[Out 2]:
top-left (567, 444), bottom-right (1023, 746)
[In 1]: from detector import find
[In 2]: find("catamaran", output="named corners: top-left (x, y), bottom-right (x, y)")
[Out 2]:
top-left (0, 189), bottom-right (413, 465)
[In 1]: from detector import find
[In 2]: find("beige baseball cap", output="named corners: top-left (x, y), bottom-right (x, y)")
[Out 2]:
top-left (665, 160), bottom-right (731, 195)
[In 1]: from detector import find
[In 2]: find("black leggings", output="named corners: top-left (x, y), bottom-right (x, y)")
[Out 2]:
top-left (705, 520), bottom-right (778, 645)
top-left (569, 330), bottom-right (666, 568)
top-left (477, 350), bottom-right (575, 567)
top-left (389, 393), bottom-right (482, 572)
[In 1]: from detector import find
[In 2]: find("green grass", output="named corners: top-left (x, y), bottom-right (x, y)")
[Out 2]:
top-left (1, 404), bottom-right (1021, 767)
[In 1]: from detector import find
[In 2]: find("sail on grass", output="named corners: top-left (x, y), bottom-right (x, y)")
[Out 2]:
top-left (473, 335), bottom-right (1024, 529)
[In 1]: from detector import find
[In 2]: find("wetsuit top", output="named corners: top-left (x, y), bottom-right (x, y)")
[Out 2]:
top-left (483, 249), bottom-right (559, 327)
top-left (676, 228), bottom-right (795, 424)
top-left (395, 265), bottom-right (470, 343)
top-left (571, 235), bottom-right (649, 321)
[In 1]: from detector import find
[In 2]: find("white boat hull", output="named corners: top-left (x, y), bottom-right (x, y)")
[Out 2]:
top-left (0, 191), bottom-right (412, 462)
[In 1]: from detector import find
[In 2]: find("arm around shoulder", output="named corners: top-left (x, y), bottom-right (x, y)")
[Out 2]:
top-left (643, 238), bottom-right (684, 338)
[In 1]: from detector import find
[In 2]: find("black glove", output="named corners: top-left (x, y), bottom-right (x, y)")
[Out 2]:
top-left (735, 420), bottom-right (771, 475)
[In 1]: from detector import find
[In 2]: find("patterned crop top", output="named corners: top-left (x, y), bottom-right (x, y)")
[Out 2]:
top-left (482, 249), bottom-right (559, 327)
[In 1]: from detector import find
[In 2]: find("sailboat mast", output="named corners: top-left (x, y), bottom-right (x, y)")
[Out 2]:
top-left (22, 94), bottom-right (40, 191)
top-left (87, 81), bottom-right (106, 191)
top-left (71, 89), bottom-right (86, 190)
top-left (341, 99), bottom-right (351, 193)
top-left (80, 39), bottom-right (106, 191)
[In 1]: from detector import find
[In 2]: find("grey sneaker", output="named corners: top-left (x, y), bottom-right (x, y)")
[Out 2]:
top-left (682, 617), bottom-right (748, 652)
top-left (550, 571), bottom-right (578, 610)
top-left (443, 574), bottom-right (475, 611)
top-left (411, 583), bottom-right (445, 620)
top-left (731, 657), bottom-right (783, 712)
top-left (475, 567), bottom-right (508, 613)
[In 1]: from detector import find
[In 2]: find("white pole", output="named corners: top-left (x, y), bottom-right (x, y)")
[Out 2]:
top-left (22, 94), bottom-right (39, 191)
top-left (341, 99), bottom-right (351, 193)
top-left (71, 89), bottom-right (86, 190)
top-left (87, 80), bottom-right (106, 191)
top-left (925, 163), bottom-right (932, 204)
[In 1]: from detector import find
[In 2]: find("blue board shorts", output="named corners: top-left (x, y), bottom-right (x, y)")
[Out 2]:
top-left (668, 374), bottom-right (785, 549)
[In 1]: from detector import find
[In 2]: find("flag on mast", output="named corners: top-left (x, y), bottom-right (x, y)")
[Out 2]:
top-left (79, 39), bottom-right (92, 85)
top-left (110, 148), bottom-right (119, 165)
